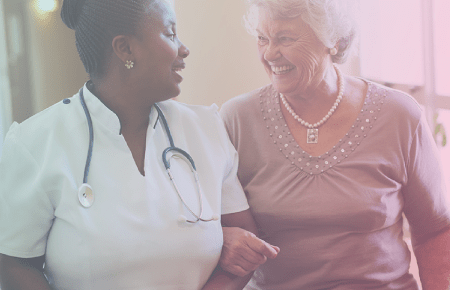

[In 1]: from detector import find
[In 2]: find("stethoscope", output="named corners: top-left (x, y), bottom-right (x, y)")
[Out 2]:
top-left (77, 86), bottom-right (219, 223)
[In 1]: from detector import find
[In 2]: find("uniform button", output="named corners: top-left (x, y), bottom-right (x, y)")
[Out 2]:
top-left (63, 98), bottom-right (71, 104)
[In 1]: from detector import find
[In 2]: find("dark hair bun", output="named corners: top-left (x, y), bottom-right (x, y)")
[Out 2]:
top-left (61, 0), bottom-right (87, 30)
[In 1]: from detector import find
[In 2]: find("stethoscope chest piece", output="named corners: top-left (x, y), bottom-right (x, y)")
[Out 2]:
top-left (78, 183), bottom-right (94, 208)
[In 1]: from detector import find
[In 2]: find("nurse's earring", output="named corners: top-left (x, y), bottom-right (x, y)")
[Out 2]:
top-left (125, 60), bottom-right (134, 69)
top-left (329, 47), bottom-right (338, 56)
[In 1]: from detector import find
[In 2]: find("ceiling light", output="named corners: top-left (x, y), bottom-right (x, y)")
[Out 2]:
top-left (35, 0), bottom-right (58, 14)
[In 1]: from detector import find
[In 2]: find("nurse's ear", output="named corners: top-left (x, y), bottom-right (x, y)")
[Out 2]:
top-left (111, 35), bottom-right (135, 70)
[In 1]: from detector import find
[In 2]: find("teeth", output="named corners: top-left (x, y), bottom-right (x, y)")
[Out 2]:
top-left (271, 65), bottom-right (295, 75)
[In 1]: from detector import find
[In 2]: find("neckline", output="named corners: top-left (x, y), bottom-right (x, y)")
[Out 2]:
top-left (260, 80), bottom-right (387, 175)
top-left (81, 83), bottom-right (159, 136)
top-left (81, 83), bottom-right (159, 179)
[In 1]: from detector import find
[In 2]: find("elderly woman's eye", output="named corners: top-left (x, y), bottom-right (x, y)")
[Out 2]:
top-left (280, 37), bottom-right (294, 43)
top-left (257, 36), bottom-right (268, 43)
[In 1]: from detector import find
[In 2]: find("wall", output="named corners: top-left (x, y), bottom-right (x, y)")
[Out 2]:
top-left (174, 1), bottom-right (268, 107)
top-left (1, 0), bottom-right (88, 122)
top-left (2, 0), bottom-right (34, 123)
top-left (0, 0), bottom-right (12, 157)
top-left (26, 1), bottom-right (88, 113)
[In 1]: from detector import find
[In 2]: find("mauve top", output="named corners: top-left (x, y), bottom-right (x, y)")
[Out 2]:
top-left (220, 81), bottom-right (450, 290)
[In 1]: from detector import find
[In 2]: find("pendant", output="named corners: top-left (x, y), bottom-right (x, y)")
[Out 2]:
top-left (307, 129), bottom-right (318, 144)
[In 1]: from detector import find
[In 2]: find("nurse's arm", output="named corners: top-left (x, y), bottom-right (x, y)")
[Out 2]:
top-left (0, 254), bottom-right (51, 290)
top-left (201, 209), bottom-right (279, 290)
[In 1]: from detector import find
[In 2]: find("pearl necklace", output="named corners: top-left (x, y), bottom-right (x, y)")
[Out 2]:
top-left (280, 63), bottom-right (344, 144)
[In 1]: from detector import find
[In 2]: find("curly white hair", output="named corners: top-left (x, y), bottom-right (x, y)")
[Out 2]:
top-left (244, 0), bottom-right (359, 63)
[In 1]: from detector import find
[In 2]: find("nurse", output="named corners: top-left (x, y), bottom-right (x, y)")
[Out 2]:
top-left (0, 0), bottom-right (278, 289)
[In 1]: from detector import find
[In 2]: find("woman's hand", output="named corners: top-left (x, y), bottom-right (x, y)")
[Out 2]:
top-left (0, 254), bottom-right (51, 290)
top-left (202, 209), bottom-right (279, 290)
top-left (220, 227), bottom-right (279, 277)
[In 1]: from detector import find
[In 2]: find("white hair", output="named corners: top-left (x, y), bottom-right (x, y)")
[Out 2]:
top-left (244, 0), bottom-right (359, 63)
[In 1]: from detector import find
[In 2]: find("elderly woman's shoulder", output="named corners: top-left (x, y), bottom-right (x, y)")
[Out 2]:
top-left (370, 81), bottom-right (423, 121)
top-left (220, 84), bottom-right (272, 117)
top-left (160, 99), bottom-right (225, 128)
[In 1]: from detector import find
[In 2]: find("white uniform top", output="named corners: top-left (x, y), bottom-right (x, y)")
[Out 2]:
top-left (0, 84), bottom-right (249, 290)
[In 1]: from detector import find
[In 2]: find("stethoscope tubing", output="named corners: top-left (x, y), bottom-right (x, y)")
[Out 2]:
top-left (154, 103), bottom-right (175, 148)
top-left (162, 147), bottom-right (196, 171)
top-left (78, 86), bottom-right (217, 223)
top-left (79, 88), bottom-right (94, 185)
top-left (155, 103), bottom-right (217, 223)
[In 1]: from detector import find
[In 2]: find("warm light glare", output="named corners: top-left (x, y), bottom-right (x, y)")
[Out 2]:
top-left (35, 0), bottom-right (58, 13)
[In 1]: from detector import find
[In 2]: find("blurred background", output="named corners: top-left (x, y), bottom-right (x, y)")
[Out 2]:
top-left (0, 0), bottom-right (449, 287)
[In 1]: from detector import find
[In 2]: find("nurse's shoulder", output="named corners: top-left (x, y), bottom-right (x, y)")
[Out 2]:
top-left (5, 94), bottom-right (85, 156)
top-left (158, 99), bottom-right (232, 149)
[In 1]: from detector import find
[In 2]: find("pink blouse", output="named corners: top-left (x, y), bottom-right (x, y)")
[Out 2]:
top-left (220, 81), bottom-right (450, 290)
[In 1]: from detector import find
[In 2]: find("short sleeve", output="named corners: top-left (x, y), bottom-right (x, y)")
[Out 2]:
top-left (402, 114), bottom-right (450, 247)
top-left (0, 123), bottom-right (54, 258)
top-left (213, 109), bottom-right (249, 215)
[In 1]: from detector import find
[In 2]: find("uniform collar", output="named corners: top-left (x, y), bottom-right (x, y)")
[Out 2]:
top-left (81, 82), bottom-right (159, 135)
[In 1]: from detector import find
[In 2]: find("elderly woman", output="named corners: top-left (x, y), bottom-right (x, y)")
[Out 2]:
top-left (0, 0), bottom-right (279, 289)
top-left (220, 0), bottom-right (450, 289)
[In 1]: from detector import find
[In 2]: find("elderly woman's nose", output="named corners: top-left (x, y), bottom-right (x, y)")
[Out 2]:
top-left (264, 43), bottom-right (280, 61)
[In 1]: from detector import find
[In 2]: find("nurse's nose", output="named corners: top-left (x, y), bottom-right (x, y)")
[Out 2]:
top-left (179, 40), bottom-right (190, 58)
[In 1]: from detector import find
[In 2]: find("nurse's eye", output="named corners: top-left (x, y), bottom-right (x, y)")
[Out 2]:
top-left (167, 33), bottom-right (176, 42)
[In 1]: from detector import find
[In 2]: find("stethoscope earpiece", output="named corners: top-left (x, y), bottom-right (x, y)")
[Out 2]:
top-left (78, 183), bottom-right (94, 208)
top-left (178, 215), bottom-right (188, 223)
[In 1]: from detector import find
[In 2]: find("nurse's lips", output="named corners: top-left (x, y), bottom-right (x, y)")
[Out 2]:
top-left (172, 63), bottom-right (185, 81)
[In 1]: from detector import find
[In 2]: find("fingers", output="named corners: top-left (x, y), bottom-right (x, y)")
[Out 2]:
top-left (220, 233), bottom-right (265, 276)
top-left (272, 245), bottom-right (281, 254)
top-left (220, 239), bottom-right (279, 277)
top-left (220, 227), bottom-right (280, 276)
top-left (241, 249), bottom-right (267, 265)
top-left (219, 253), bottom-right (260, 277)
top-left (246, 236), bottom-right (279, 259)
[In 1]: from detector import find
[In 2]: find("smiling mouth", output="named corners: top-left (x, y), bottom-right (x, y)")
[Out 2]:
top-left (172, 65), bottom-right (185, 82)
top-left (172, 63), bottom-right (185, 73)
top-left (271, 65), bottom-right (296, 75)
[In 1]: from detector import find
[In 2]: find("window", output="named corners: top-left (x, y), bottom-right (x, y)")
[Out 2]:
top-left (360, 0), bottom-right (450, 187)
top-left (433, 0), bottom-right (450, 97)
top-left (360, 3), bottom-right (450, 285)
top-left (360, 0), bottom-right (450, 105)
top-left (360, 0), bottom-right (424, 86)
